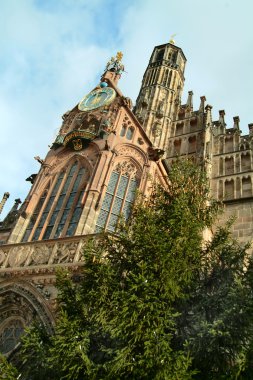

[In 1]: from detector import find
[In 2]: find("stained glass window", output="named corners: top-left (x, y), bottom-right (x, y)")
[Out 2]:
top-left (22, 186), bottom-right (49, 242)
top-left (23, 161), bottom-right (88, 241)
top-left (126, 127), bottom-right (134, 140)
top-left (0, 319), bottom-right (24, 354)
top-left (95, 166), bottom-right (139, 233)
top-left (120, 125), bottom-right (127, 137)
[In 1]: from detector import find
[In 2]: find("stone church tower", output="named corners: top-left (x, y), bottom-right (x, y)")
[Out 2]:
top-left (0, 40), bottom-right (253, 357)
top-left (134, 40), bottom-right (186, 150)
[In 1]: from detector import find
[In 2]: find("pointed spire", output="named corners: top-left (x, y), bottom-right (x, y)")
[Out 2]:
top-left (186, 91), bottom-right (193, 110)
top-left (233, 116), bottom-right (240, 130)
top-left (205, 104), bottom-right (213, 127)
top-left (199, 96), bottom-right (206, 113)
top-left (0, 192), bottom-right (10, 215)
top-left (219, 110), bottom-right (226, 126)
top-left (248, 123), bottom-right (253, 136)
top-left (9, 198), bottom-right (22, 213)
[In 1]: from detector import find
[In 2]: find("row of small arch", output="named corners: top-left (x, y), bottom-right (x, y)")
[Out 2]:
top-left (216, 136), bottom-right (252, 154)
top-left (218, 176), bottom-right (252, 200)
top-left (218, 153), bottom-right (251, 176)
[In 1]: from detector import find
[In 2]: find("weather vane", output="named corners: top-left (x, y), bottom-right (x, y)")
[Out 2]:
top-left (116, 51), bottom-right (123, 61)
top-left (169, 34), bottom-right (176, 45)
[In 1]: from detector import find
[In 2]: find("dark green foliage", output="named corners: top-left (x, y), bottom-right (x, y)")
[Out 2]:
top-left (0, 353), bottom-right (18, 380)
top-left (175, 222), bottom-right (253, 379)
top-left (3, 160), bottom-right (253, 379)
top-left (19, 323), bottom-right (56, 380)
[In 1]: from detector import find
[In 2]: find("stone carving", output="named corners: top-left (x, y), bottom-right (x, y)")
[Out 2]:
top-left (31, 245), bottom-right (50, 265)
top-left (0, 307), bottom-right (28, 326)
top-left (53, 242), bottom-right (79, 264)
top-left (8, 246), bottom-right (31, 268)
top-left (0, 250), bottom-right (6, 265)
top-left (116, 145), bottom-right (146, 166)
top-left (148, 147), bottom-right (165, 161)
top-left (60, 111), bottom-right (76, 134)
top-left (114, 161), bottom-right (139, 178)
top-left (13, 284), bottom-right (54, 333)
top-left (152, 122), bottom-right (162, 137)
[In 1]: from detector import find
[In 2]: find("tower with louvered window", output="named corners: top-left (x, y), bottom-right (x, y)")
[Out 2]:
top-left (134, 41), bottom-right (186, 150)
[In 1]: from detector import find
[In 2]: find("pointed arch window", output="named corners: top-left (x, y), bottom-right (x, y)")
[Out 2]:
top-left (120, 125), bottom-right (127, 137)
top-left (23, 161), bottom-right (88, 241)
top-left (95, 162), bottom-right (140, 233)
top-left (126, 127), bottom-right (134, 140)
top-left (22, 185), bottom-right (49, 242)
top-left (0, 318), bottom-right (24, 354)
top-left (120, 124), bottom-right (135, 140)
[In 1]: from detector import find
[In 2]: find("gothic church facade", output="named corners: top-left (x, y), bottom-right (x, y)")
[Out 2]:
top-left (0, 41), bottom-right (252, 356)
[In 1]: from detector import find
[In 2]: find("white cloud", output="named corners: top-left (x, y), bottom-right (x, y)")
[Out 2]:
top-left (0, 0), bottom-right (253, 217)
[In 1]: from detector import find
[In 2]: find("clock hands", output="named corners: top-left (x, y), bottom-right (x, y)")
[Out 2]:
top-left (90, 93), bottom-right (102, 106)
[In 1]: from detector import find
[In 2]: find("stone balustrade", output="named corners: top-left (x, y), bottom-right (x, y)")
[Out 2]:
top-left (0, 235), bottom-right (93, 276)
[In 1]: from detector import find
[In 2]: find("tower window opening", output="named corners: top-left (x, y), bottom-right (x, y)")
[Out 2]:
top-left (166, 71), bottom-right (172, 88)
top-left (162, 69), bottom-right (168, 86)
top-left (156, 49), bottom-right (165, 62)
top-left (172, 51), bottom-right (177, 63)
top-left (144, 70), bottom-right (151, 87)
top-left (146, 70), bottom-right (152, 86)
top-left (152, 69), bottom-right (158, 84)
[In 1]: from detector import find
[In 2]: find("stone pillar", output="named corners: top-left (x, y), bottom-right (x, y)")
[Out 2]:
top-left (0, 192), bottom-right (10, 215)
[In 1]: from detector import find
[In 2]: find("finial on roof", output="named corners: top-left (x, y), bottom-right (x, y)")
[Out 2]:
top-left (0, 192), bottom-right (10, 215)
top-left (105, 52), bottom-right (125, 75)
top-left (169, 34), bottom-right (176, 45)
top-left (116, 51), bottom-right (123, 61)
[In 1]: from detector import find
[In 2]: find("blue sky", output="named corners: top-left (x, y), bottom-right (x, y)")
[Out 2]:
top-left (1, 0), bottom-right (253, 218)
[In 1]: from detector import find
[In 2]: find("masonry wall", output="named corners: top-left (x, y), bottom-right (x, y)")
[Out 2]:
top-left (217, 198), bottom-right (253, 251)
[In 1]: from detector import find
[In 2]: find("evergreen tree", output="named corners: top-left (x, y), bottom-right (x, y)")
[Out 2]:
top-left (174, 221), bottom-right (253, 379)
top-left (48, 160), bottom-right (211, 379)
top-left (3, 160), bottom-right (253, 379)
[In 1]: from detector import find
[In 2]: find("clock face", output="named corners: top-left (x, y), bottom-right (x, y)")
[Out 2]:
top-left (78, 87), bottom-right (116, 112)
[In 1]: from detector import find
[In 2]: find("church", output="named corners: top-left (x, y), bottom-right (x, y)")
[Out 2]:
top-left (0, 39), bottom-right (252, 356)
